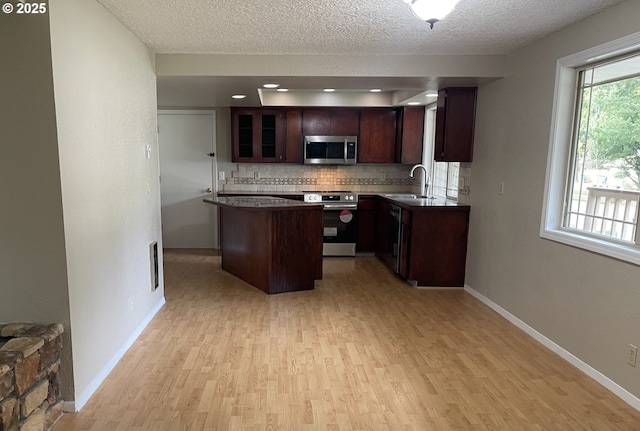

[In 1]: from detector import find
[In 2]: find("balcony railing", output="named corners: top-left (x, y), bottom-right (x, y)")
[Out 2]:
top-left (567, 186), bottom-right (640, 242)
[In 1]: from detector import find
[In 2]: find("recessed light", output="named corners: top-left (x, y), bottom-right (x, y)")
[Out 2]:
top-left (425, 92), bottom-right (438, 97)
top-left (263, 83), bottom-right (279, 89)
top-left (408, 101), bottom-right (421, 105)
top-left (277, 88), bottom-right (289, 92)
top-left (231, 94), bottom-right (246, 99)
top-left (323, 88), bottom-right (335, 92)
top-left (370, 88), bottom-right (382, 93)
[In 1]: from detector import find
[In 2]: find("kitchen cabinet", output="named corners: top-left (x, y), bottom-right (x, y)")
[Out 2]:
top-left (396, 106), bottom-right (425, 164)
top-left (284, 109), bottom-right (303, 163)
top-left (434, 87), bottom-right (477, 162)
top-left (232, 108), bottom-right (285, 162)
top-left (376, 197), bottom-right (470, 287)
top-left (302, 109), bottom-right (360, 136)
top-left (204, 197), bottom-right (323, 294)
top-left (358, 109), bottom-right (397, 163)
top-left (356, 195), bottom-right (377, 252)
top-left (402, 206), bottom-right (469, 286)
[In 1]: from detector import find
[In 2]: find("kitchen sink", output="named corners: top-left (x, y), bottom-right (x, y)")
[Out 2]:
top-left (382, 193), bottom-right (429, 199)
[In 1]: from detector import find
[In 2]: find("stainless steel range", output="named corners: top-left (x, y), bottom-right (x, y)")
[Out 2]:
top-left (303, 191), bottom-right (358, 256)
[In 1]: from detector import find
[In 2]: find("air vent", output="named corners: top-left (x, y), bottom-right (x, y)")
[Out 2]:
top-left (150, 241), bottom-right (159, 291)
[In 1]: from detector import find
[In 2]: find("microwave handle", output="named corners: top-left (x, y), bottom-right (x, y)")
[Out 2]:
top-left (344, 138), bottom-right (347, 162)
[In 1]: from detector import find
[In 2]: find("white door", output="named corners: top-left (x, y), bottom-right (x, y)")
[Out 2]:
top-left (158, 110), bottom-right (218, 248)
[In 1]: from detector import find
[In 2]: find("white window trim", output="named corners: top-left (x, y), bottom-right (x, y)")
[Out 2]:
top-left (540, 31), bottom-right (640, 265)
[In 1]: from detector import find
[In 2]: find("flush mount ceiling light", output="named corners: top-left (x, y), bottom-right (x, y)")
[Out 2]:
top-left (323, 88), bottom-right (336, 92)
top-left (231, 94), bottom-right (246, 99)
top-left (403, 0), bottom-right (460, 29)
top-left (370, 88), bottom-right (382, 93)
top-left (263, 83), bottom-right (279, 89)
top-left (276, 88), bottom-right (289, 92)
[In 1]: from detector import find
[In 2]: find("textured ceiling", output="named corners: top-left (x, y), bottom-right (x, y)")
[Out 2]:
top-left (96, 0), bottom-right (625, 55)
top-left (94, 0), bottom-right (627, 107)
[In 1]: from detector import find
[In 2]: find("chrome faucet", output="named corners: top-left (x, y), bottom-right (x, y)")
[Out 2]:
top-left (409, 164), bottom-right (429, 197)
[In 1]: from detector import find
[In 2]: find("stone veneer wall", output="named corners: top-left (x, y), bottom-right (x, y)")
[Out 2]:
top-left (0, 323), bottom-right (64, 431)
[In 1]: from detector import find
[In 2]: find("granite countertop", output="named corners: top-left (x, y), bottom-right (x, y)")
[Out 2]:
top-left (375, 193), bottom-right (469, 208)
top-left (204, 196), bottom-right (320, 209)
top-left (214, 191), bottom-right (469, 208)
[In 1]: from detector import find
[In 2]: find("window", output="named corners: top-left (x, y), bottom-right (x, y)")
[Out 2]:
top-left (424, 105), bottom-right (459, 200)
top-left (541, 32), bottom-right (640, 265)
top-left (565, 55), bottom-right (640, 243)
top-left (431, 161), bottom-right (459, 200)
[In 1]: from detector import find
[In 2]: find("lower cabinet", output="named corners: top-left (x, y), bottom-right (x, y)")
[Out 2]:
top-left (401, 206), bottom-right (470, 287)
top-left (374, 198), bottom-right (470, 287)
top-left (356, 195), bottom-right (377, 252)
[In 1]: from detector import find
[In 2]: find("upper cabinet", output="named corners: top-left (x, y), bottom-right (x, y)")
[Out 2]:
top-left (396, 106), bottom-right (425, 165)
top-left (232, 108), bottom-right (285, 162)
top-left (434, 87), bottom-right (477, 162)
top-left (359, 109), bottom-right (397, 163)
top-left (231, 106), bottom-right (426, 164)
top-left (284, 109), bottom-right (303, 163)
top-left (359, 107), bottom-right (425, 164)
top-left (302, 109), bottom-right (359, 136)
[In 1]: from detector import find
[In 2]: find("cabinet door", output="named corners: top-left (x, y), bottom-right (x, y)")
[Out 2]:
top-left (232, 108), bottom-right (285, 162)
top-left (359, 109), bottom-right (397, 163)
top-left (397, 106), bottom-right (425, 164)
top-left (356, 195), bottom-right (377, 252)
top-left (285, 109), bottom-right (303, 163)
top-left (434, 87), bottom-right (477, 162)
top-left (302, 110), bottom-right (331, 135)
top-left (302, 109), bottom-right (359, 136)
top-left (330, 109), bottom-right (359, 135)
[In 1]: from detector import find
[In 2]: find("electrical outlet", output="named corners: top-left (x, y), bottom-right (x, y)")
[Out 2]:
top-left (629, 344), bottom-right (638, 367)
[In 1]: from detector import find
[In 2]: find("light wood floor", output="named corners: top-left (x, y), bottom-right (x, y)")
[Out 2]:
top-left (54, 249), bottom-right (640, 431)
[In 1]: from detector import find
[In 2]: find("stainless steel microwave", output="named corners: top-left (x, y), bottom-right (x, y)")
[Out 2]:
top-left (304, 135), bottom-right (357, 165)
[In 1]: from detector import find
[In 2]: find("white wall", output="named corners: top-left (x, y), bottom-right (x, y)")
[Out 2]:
top-left (0, 5), bottom-right (74, 400)
top-left (467, 0), bottom-right (640, 398)
top-left (49, 0), bottom-right (164, 409)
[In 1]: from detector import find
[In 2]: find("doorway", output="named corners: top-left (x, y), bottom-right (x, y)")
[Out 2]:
top-left (158, 110), bottom-right (218, 248)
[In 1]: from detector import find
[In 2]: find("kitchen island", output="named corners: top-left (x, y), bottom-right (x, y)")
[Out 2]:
top-left (203, 196), bottom-right (323, 294)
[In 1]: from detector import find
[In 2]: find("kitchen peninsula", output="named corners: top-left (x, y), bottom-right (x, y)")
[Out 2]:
top-left (203, 196), bottom-right (323, 294)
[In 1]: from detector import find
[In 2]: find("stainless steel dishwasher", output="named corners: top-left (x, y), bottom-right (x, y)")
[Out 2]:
top-left (389, 204), bottom-right (402, 273)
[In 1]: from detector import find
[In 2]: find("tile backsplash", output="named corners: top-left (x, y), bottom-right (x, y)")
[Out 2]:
top-left (221, 164), bottom-right (418, 194)
top-left (219, 163), bottom-right (471, 204)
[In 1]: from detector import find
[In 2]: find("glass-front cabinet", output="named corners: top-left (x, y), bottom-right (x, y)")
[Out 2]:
top-left (232, 108), bottom-right (285, 162)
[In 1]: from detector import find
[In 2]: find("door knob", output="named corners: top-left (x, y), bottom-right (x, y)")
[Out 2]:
top-left (206, 187), bottom-right (212, 193)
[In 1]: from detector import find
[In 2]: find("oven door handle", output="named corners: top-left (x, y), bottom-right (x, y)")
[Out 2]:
top-left (323, 204), bottom-right (358, 210)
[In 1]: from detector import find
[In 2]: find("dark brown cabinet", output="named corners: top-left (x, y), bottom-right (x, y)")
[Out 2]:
top-left (232, 108), bottom-right (285, 162)
top-left (359, 109), bottom-right (397, 163)
top-left (302, 109), bottom-right (359, 136)
top-left (356, 195), bottom-right (377, 252)
top-left (376, 197), bottom-right (470, 287)
top-left (400, 206), bottom-right (470, 287)
top-left (396, 106), bottom-right (425, 164)
top-left (434, 87), bottom-right (477, 162)
top-left (284, 109), bottom-right (303, 163)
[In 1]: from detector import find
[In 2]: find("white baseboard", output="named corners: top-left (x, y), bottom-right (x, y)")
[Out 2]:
top-left (464, 284), bottom-right (640, 412)
top-left (63, 297), bottom-right (166, 413)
